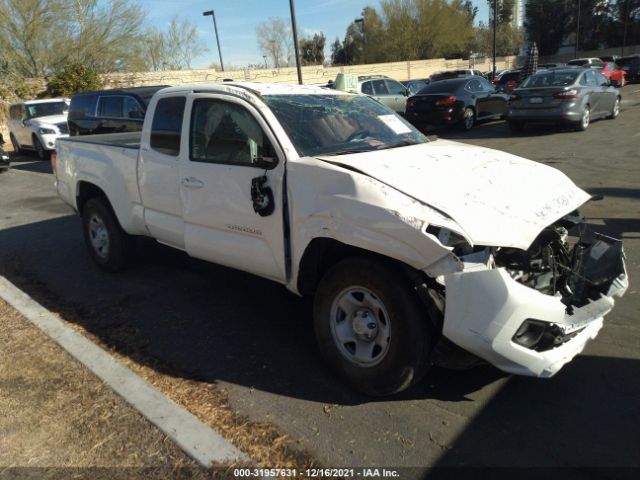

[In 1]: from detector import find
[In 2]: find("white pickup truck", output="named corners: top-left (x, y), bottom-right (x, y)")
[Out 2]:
top-left (53, 82), bottom-right (628, 395)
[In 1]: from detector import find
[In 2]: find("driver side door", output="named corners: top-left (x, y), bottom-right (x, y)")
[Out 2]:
top-left (179, 94), bottom-right (287, 283)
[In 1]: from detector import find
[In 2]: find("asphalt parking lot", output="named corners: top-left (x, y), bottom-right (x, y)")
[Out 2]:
top-left (1, 86), bottom-right (639, 476)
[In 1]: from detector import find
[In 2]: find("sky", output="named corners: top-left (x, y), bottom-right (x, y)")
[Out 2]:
top-left (138, 0), bottom-right (490, 70)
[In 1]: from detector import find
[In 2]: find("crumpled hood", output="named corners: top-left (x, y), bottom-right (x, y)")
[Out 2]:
top-left (30, 114), bottom-right (68, 127)
top-left (317, 140), bottom-right (591, 250)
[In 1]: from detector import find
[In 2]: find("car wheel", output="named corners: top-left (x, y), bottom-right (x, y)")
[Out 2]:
top-left (577, 105), bottom-right (590, 131)
top-left (32, 136), bottom-right (49, 160)
top-left (81, 197), bottom-right (136, 272)
top-left (10, 134), bottom-right (22, 154)
top-left (460, 107), bottom-right (475, 131)
top-left (508, 121), bottom-right (525, 132)
top-left (313, 257), bottom-right (436, 396)
top-left (620, 77), bottom-right (626, 88)
top-left (608, 97), bottom-right (620, 119)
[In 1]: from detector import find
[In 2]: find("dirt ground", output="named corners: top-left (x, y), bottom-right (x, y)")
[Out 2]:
top-left (0, 298), bottom-right (213, 479)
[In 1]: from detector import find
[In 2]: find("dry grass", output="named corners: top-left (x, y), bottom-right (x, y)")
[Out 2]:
top-left (0, 299), bottom-right (220, 478)
top-left (0, 268), bottom-right (318, 476)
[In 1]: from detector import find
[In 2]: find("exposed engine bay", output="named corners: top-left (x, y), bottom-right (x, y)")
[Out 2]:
top-left (494, 218), bottom-right (626, 312)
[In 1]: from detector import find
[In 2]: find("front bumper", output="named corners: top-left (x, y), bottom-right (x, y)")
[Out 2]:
top-left (40, 133), bottom-right (68, 151)
top-left (442, 242), bottom-right (627, 377)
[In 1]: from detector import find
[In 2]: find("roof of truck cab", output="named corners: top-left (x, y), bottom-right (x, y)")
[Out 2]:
top-left (157, 82), bottom-right (349, 97)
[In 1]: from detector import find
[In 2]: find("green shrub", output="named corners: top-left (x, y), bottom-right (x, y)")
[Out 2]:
top-left (46, 63), bottom-right (103, 97)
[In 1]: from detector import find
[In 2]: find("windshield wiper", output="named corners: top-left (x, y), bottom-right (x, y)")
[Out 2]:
top-left (321, 148), bottom-right (375, 156)
top-left (374, 140), bottom-right (417, 151)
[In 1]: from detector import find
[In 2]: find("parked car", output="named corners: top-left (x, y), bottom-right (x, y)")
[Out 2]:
top-left (405, 76), bottom-right (508, 131)
top-left (53, 82), bottom-right (627, 395)
top-left (482, 69), bottom-right (508, 82)
top-left (8, 98), bottom-right (70, 159)
top-left (401, 79), bottom-right (430, 95)
top-left (492, 69), bottom-right (524, 92)
top-left (430, 69), bottom-right (483, 82)
top-left (591, 62), bottom-right (627, 87)
top-left (334, 74), bottom-right (410, 114)
top-left (505, 68), bottom-right (621, 131)
top-left (616, 54), bottom-right (640, 83)
top-left (67, 86), bottom-right (168, 136)
top-left (0, 135), bottom-right (9, 172)
top-left (567, 57), bottom-right (604, 67)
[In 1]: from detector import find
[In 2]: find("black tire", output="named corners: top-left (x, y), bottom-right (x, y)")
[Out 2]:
top-left (460, 107), bottom-right (475, 131)
top-left (313, 257), bottom-right (436, 396)
top-left (10, 133), bottom-right (22, 154)
top-left (81, 197), bottom-right (136, 272)
top-left (32, 135), bottom-right (49, 160)
top-left (508, 121), bottom-right (524, 132)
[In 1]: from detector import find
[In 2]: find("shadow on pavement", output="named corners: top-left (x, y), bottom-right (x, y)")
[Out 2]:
top-left (427, 355), bottom-right (640, 472)
top-left (429, 121), bottom-right (576, 141)
top-left (8, 155), bottom-right (52, 174)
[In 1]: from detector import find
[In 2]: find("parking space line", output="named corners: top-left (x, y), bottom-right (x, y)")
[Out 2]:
top-left (0, 275), bottom-right (249, 468)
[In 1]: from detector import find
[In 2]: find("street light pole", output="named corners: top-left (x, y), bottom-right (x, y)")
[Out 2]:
top-left (289, 0), bottom-right (303, 84)
top-left (203, 10), bottom-right (224, 72)
top-left (574, 0), bottom-right (582, 58)
top-left (492, 0), bottom-right (497, 77)
top-left (263, 55), bottom-right (268, 68)
top-left (355, 17), bottom-right (365, 64)
top-left (622, 0), bottom-right (629, 56)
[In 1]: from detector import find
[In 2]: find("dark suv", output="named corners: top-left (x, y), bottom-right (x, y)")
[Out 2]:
top-left (67, 86), bottom-right (168, 136)
top-left (617, 54), bottom-right (640, 83)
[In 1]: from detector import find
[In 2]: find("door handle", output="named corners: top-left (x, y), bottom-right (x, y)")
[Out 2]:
top-left (181, 177), bottom-right (204, 189)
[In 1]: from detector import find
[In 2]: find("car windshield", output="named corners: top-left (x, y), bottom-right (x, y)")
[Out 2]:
top-left (263, 94), bottom-right (426, 157)
top-left (520, 71), bottom-right (580, 88)
top-left (26, 102), bottom-right (67, 118)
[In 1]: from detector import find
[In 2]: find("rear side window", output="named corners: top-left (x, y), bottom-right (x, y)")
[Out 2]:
top-left (372, 79), bottom-right (389, 95)
top-left (385, 80), bottom-right (406, 95)
top-left (150, 96), bottom-right (186, 157)
top-left (69, 95), bottom-right (95, 118)
top-left (123, 97), bottom-right (144, 119)
top-left (99, 96), bottom-right (123, 117)
top-left (361, 82), bottom-right (373, 95)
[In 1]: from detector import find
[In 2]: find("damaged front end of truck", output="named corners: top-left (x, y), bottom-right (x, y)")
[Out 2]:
top-left (435, 216), bottom-right (628, 377)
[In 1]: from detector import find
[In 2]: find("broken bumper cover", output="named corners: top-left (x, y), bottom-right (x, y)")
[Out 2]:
top-left (442, 262), bottom-right (628, 378)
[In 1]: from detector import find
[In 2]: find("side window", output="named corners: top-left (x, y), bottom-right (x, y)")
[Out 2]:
top-left (594, 72), bottom-right (608, 85)
top-left (69, 95), bottom-right (95, 118)
top-left (372, 79), bottom-right (389, 95)
top-left (585, 70), bottom-right (598, 86)
top-left (479, 78), bottom-right (494, 91)
top-left (99, 96), bottom-right (123, 117)
top-left (580, 73), bottom-right (588, 86)
top-left (385, 80), bottom-right (406, 95)
top-left (361, 81), bottom-right (373, 95)
top-left (465, 79), bottom-right (482, 92)
top-left (123, 97), bottom-right (144, 119)
top-left (150, 96), bottom-right (186, 157)
top-left (190, 99), bottom-right (269, 166)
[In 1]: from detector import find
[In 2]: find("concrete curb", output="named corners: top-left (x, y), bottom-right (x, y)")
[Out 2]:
top-left (0, 275), bottom-right (249, 468)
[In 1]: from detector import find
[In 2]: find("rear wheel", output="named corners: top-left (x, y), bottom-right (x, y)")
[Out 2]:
top-left (10, 134), bottom-right (22, 154)
top-left (460, 107), bottom-right (475, 131)
top-left (81, 197), bottom-right (136, 272)
top-left (577, 105), bottom-right (590, 131)
top-left (313, 257), bottom-right (436, 396)
top-left (608, 97), bottom-right (620, 119)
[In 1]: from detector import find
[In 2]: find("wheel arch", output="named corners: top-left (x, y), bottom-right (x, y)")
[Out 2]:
top-left (297, 237), bottom-right (426, 297)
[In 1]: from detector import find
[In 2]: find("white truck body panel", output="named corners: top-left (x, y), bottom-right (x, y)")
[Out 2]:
top-left (54, 82), bottom-right (627, 382)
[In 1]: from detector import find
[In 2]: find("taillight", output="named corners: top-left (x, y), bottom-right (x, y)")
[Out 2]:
top-left (509, 94), bottom-right (522, 102)
top-left (51, 151), bottom-right (57, 177)
top-left (406, 97), bottom-right (415, 108)
top-left (553, 89), bottom-right (579, 100)
top-left (435, 95), bottom-right (456, 106)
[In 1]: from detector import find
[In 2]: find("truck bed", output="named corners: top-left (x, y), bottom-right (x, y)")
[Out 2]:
top-left (57, 132), bottom-right (141, 149)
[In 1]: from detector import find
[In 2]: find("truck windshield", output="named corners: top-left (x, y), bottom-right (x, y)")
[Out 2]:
top-left (26, 102), bottom-right (68, 118)
top-left (263, 94), bottom-right (426, 157)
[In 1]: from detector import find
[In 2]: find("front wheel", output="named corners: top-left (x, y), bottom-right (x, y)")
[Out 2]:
top-left (313, 258), bottom-right (436, 396)
top-left (81, 197), bottom-right (136, 272)
top-left (33, 136), bottom-right (49, 160)
top-left (608, 97), bottom-right (620, 119)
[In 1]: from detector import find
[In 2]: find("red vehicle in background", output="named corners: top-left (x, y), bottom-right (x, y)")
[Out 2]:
top-left (592, 62), bottom-right (627, 87)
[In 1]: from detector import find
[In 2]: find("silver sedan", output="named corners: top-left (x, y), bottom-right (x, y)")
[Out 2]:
top-left (505, 68), bottom-right (621, 131)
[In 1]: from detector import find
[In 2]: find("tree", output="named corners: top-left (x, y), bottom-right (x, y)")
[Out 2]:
top-left (256, 17), bottom-right (292, 68)
top-left (525, 0), bottom-right (571, 55)
top-left (0, 0), bottom-right (148, 76)
top-left (45, 63), bottom-right (103, 97)
top-left (299, 33), bottom-right (326, 65)
top-left (143, 16), bottom-right (207, 71)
